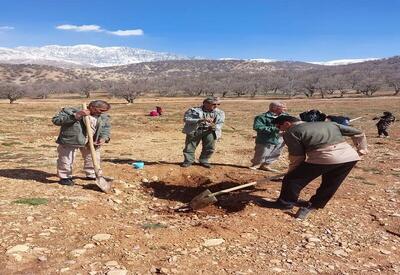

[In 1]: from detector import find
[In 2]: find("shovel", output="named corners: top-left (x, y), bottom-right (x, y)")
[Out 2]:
top-left (82, 103), bottom-right (112, 193)
top-left (189, 181), bottom-right (258, 210)
top-left (349, 116), bottom-right (363, 122)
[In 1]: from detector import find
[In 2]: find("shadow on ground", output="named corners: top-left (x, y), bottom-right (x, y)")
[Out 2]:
top-left (103, 158), bottom-right (249, 169)
top-left (0, 168), bottom-right (58, 184)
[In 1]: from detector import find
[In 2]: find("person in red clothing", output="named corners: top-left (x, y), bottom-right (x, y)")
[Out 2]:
top-left (149, 106), bottom-right (163, 116)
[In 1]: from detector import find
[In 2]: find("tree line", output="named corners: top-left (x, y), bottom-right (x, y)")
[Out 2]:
top-left (1, 58), bottom-right (399, 103)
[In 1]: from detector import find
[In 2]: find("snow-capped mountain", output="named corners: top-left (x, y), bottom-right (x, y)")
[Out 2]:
top-left (0, 44), bottom-right (382, 68)
top-left (0, 45), bottom-right (192, 68)
top-left (309, 58), bottom-right (379, 66)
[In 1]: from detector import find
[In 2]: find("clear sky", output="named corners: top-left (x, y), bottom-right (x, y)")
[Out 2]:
top-left (0, 0), bottom-right (399, 62)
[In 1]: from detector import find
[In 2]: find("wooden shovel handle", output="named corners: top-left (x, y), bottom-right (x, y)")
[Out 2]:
top-left (211, 181), bottom-right (257, 196)
top-left (82, 103), bottom-right (101, 175)
top-left (349, 116), bottom-right (363, 122)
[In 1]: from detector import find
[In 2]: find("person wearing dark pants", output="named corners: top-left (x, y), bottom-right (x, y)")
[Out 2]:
top-left (181, 97), bottom-right (225, 168)
top-left (183, 130), bottom-right (216, 165)
top-left (373, 111), bottom-right (396, 138)
top-left (272, 115), bottom-right (368, 219)
top-left (279, 161), bottom-right (357, 210)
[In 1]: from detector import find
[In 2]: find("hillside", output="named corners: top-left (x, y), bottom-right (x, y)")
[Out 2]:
top-left (0, 56), bottom-right (399, 87)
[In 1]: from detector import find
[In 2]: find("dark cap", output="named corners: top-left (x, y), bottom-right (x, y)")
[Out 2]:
top-left (272, 115), bottom-right (300, 125)
top-left (203, 96), bottom-right (221, 104)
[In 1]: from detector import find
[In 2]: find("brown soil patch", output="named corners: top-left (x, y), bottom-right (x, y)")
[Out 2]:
top-left (0, 96), bottom-right (399, 274)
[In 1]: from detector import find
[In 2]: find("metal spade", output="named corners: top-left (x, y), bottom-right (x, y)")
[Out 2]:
top-left (189, 181), bottom-right (257, 210)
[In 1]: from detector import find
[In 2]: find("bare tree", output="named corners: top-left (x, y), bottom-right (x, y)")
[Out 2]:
top-left (0, 83), bottom-right (25, 103)
top-left (28, 80), bottom-right (60, 99)
top-left (74, 79), bottom-right (98, 98)
top-left (108, 80), bottom-right (145, 103)
top-left (355, 79), bottom-right (381, 97)
top-left (301, 73), bottom-right (322, 98)
top-left (386, 73), bottom-right (400, 96)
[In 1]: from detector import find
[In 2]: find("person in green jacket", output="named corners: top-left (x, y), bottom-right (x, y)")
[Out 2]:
top-left (250, 101), bottom-right (287, 172)
top-left (52, 100), bottom-right (111, 186)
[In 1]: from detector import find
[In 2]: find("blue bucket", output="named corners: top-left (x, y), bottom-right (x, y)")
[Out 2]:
top-left (132, 161), bottom-right (145, 169)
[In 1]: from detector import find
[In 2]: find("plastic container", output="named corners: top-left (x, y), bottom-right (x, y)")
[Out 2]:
top-left (132, 161), bottom-right (145, 169)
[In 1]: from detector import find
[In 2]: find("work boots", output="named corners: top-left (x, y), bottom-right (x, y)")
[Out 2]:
top-left (295, 206), bottom-right (315, 220)
top-left (59, 178), bottom-right (75, 186)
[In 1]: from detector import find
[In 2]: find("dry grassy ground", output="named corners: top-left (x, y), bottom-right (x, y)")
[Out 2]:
top-left (0, 96), bottom-right (399, 274)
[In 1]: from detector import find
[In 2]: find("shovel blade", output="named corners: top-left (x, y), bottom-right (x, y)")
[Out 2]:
top-left (96, 176), bottom-right (112, 193)
top-left (189, 189), bottom-right (218, 210)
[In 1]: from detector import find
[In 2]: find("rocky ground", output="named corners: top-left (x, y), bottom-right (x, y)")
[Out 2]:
top-left (0, 96), bottom-right (399, 274)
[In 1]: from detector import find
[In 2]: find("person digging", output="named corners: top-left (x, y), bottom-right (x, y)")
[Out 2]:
top-left (270, 115), bottom-right (368, 220)
top-left (52, 100), bottom-right (111, 188)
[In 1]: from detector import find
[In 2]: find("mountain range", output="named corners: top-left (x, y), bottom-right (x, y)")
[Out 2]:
top-left (0, 45), bottom-right (192, 68)
top-left (0, 45), bottom-right (380, 68)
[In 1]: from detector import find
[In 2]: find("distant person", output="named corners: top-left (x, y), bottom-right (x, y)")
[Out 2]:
top-left (250, 101), bottom-right (287, 172)
top-left (156, 106), bottom-right (163, 115)
top-left (299, 109), bottom-right (326, 122)
top-left (326, 115), bottom-right (350, 126)
top-left (373, 111), bottom-right (396, 138)
top-left (271, 115), bottom-right (368, 220)
top-left (149, 106), bottom-right (163, 117)
top-left (181, 97), bottom-right (225, 168)
top-left (52, 100), bottom-right (111, 186)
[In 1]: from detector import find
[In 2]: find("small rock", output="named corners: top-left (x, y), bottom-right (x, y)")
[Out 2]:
top-left (141, 178), bottom-right (149, 183)
top-left (271, 267), bottom-right (284, 273)
top-left (105, 260), bottom-right (119, 267)
top-left (60, 267), bottom-right (70, 273)
top-left (107, 269), bottom-right (127, 275)
top-left (168, 256), bottom-right (178, 263)
top-left (203, 238), bottom-right (225, 247)
top-left (84, 243), bottom-right (96, 249)
top-left (92, 234), bottom-right (111, 241)
top-left (70, 248), bottom-right (86, 257)
top-left (151, 176), bottom-right (159, 182)
top-left (307, 237), bottom-right (321, 243)
top-left (26, 216), bottom-right (34, 222)
top-left (380, 249), bottom-right (391, 255)
top-left (38, 255), bottom-right (48, 262)
top-left (6, 244), bottom-right (30, 254)
top-left (333, 249), bottom-right (348, 257)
